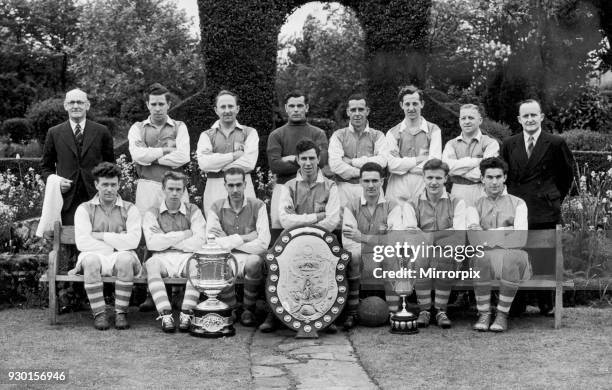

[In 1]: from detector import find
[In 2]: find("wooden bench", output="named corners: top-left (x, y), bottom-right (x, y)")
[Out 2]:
top-left (41, 223), bottom-right (573, 328)
top-left (39, 222), bottom-right (189, 325)
top-left (361, 225), bottom-right (573, 329)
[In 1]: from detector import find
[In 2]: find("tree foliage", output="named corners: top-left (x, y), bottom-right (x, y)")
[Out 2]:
top-left (0, 0), bottom-right (80, 120)
top-left (276, 5), bottom-right (366, 122)
top-left (69, 0), bottom-right (204, 123)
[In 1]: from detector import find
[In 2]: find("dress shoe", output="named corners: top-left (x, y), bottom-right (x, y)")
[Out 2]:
top-left (139, 294), bottom-right (156, 312)
top-left (343, 314), bottom-right (357, 330)
top-left (258, 313), bottom-right (277, 333)
top-left (325, 323), bottom-right (338, 334)
top-left (94, 312), bottom-right (109, 330)
top-left (115, 313), bottom-right (130, 330)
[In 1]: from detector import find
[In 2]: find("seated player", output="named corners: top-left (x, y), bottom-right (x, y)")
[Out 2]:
top-left (278, 138), bottom-right (340, 232)
top-left (410, 159), bottom-right (466, 328)
top-left (206, 167), bottom-right (271, 329)
top-left (467, 157), bottom-right (531, 332)
top-left (342, 162), bottom-right (415, 327)
top-left (143, 171), bottom-right (206, 333)
top-left (71, 162), bottom-right (142, 330)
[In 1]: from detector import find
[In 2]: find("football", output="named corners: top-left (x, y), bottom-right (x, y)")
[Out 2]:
top-left (358, 296), bottom-right (389, 327)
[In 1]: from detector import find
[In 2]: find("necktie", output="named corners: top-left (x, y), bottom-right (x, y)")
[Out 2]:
top-left (527, 136), bottom-right (534, 158)
top-left (75, 124), bottom-right (83, 147)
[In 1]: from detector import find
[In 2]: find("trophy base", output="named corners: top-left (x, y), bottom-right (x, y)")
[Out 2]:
top-left (190, 307), bottom-right (235, 338)
top-left (389, 311), bottom-right (419, 335)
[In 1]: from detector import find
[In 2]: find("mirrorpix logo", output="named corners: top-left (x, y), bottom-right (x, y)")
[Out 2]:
top-left (371, 242), bottom-right (485, 280)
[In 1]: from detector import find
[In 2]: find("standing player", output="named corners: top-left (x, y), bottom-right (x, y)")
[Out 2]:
top-left (196, 90), bottom-right (258, 216)
top-left (442, 104), bottom-right (499, 207)
top-left (267, 91), bottom-right (329, 232)
top-left (329, 94), bottom-right (387, 205)
top-left (384, 85), bottom-right (442, 204)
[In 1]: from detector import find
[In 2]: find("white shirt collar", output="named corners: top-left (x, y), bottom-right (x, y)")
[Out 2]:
top-left (211, 120), bottom-right (243, 132)
top-left (69, 119), bottom-right (86, 133)
top-left (159, 200), bottom-right (187, 215)
top-left (486, 187), bottom-right (509, 200)
top-left (295, 170), bottom-right (325, 183)
top-left (456, 130), bottom-right (483, 144)
top-left (91, 194), bottom-right (125, 208)
top-left (523, 128), bottom-right (541, 145)
top-left (221, 196), bottom-right (248, 210)
top-left (143, 116), bottom-right (175, 127)
top-left (348, 122), bottom-right (371, 134)
top-left (399, 117), bottom-right (429, 135)
top-left (419, 190), bottom-right (449, 201)
top-left (360, 191), bottom-right (387, 205)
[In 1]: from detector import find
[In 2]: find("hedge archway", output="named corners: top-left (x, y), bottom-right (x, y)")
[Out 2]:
top-left (171, 0), bottom-right (432, 159)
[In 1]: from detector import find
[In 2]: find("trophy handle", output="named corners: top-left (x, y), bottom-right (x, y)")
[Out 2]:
top-left (226, 254), bottom-right (239, 287)
top-left (185, 255), bottom-right (198, 289)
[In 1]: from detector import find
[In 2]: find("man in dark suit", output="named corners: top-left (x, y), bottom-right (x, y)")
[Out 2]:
top-left (41, 88), bottom-right (115, 225)
top-left (501, 99), bottom-right (574, 314)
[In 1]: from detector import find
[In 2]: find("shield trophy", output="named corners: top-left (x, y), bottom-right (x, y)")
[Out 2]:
top-left (186, 236), bottom-right (238, 338)
top-left (389, 251), bottom-right (418, 334)
top-left (265, 225), bottom-right (351, 338)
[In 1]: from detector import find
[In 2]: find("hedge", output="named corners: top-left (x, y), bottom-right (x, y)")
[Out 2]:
top-left (172, 0), bottom-right (432, 156)
top-left (0, 118), bottom-right (34, 143)
top-left (560, 129), bottom-right (612, 152)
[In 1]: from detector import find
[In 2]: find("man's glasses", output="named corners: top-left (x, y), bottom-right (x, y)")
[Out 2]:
top-left (66, 101), bottom-right (87, 106)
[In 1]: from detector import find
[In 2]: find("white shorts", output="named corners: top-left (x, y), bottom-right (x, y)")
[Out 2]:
top-left (451, 183), bottom-right (486, 208)
top-left (135, 179), bottom-right (189, 216)
top-left (270, 184), bottom-right (283, 229)
top-left (203, 176), bottom-right (255, 217)
top-left (486, 249), bottom-right (532, 282)
top-left (147, 251), bottom-right (193, 278)
top-left (386, 173), bottom-right (424, 205)
top-left (76, 251), bottom-right (141, 277)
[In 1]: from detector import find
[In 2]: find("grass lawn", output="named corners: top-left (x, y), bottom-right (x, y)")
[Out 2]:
top-left (1, 306), bottom-right (611, 389)
top-left (350, 307), bottom-right (612, 390)
top-left (0, 308), bottom-right (253, 389)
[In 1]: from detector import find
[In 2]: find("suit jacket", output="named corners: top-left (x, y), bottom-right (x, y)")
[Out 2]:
top-left (40, 120), bottom-right (115, 213)
top-left (501, 131), bottom-right (574, 225)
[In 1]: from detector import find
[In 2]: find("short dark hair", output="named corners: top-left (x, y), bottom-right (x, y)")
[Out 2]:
top-left (92, 162), bottom-right (121, 181)
top-left (147, 83), bottom-right (170, 103)
top-left (480, 157), bottom-right (508, 175)
top-left (360, 162), bottom-right (384, 178)
top-left (398, 85), bottom-right (424, 103)
top-left (224, 167), bottom-right (246, 181)
top-left (296, 138), bottom-right (319, 158)
top-left (517, 99), bottom-right (542, 113)
top-left (161, 171), bottom-right (187, 188)
top-left (422, 158), bottom-right (449, 176)
top-left (284, 90), bottom-right (308, 105)
top-left (215, 90), bottom-right (239, 106)
top-left (347, 93), bottom-right (368, 106)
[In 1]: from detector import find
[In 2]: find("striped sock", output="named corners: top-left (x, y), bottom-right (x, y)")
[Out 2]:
top-left (386, 295), bottom-right (400, 312)
top-left (474, 283), bottom-right (491, 314)
top-left (415, 289), bottom-right (432, 311)
top-left (217, 286), bottom-right (237, 308)
top-left (148, 276), bottom-right (171, 313)
top-left (433, 287), bottom-right (451, 311)
top-left (497, 283), bottom-right (518, 314)
top-left (181, 282), bottom-right (200, 311)
top-left (243, 277), bottom-right (260, 310)
top-left (114, 280), bottom-right (133, 314)
top-left (84, 282), bottom-right (105, 316)
top-left (347, 276), bottom-right (360, 315)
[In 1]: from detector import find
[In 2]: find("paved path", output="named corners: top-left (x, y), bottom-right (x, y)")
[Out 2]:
top-left (250, 328), bottom-right (379, 389)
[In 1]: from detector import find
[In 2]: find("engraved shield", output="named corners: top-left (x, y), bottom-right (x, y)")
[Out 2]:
top-left (265, 225), bottom-right (350, 338)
